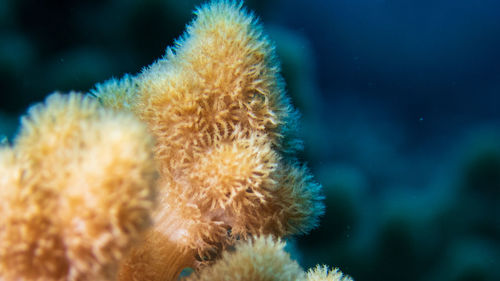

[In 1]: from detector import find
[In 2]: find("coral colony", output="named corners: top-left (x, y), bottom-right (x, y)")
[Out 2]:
top-left (0, 1), bottom-right (351, 281)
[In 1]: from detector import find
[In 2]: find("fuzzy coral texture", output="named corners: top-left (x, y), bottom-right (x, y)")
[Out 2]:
top-left (187, 236), bottom-right (352, 281)
top-left (0, 94), bottom-right (157, 281)
top-left (0, 1), bottom-right (351, 281)
top-left (93, 1), bottom-right (324, 280)
top-left (187, 236), bottom-right (305, 281)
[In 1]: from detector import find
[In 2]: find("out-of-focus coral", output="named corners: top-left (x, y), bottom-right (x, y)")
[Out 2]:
top-left (266, 25), bottom-right (326, 161)
top-left (428, 238), bottom-right (500, 281)
top-left (298, 163), bottom-right (367, 271)
top-left (93, 2), bottom-right (324, 280)
top-left (0, 93), bottom-right (157, 281)
top-left (425, 129), bottom-right (500, 281)
top-left (298, 123), bottom-right (500, 281)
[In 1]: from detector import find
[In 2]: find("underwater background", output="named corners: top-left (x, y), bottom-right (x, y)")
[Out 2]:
top-left (0, 0), bottom-right (498, 280)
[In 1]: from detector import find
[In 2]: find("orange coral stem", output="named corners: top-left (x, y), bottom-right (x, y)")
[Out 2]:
top-left (118, 229), bottom-right (195, 281)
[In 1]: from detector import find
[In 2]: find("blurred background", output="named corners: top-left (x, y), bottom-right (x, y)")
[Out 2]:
top-left (1, 0), bottom-right (499, 280)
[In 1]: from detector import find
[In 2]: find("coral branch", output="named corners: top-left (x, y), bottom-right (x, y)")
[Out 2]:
top-left (0, 93), bottom-right (157, 281)
top-left (92, 2), bottom-right (324, 279)
top-left (90, 1), bottom-right (325, 280)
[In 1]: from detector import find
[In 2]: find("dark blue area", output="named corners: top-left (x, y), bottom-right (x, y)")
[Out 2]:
top-left (0, 1), bottom-right (499, 280)
top-left (269, 0), bottom-right (500, 130)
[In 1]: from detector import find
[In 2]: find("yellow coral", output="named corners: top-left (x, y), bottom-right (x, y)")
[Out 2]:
top-left (0, 2), bottom-right (355, 281)
top-left (0, 93), bottom-right (157, 281)
top-left (186, 236), bottom-right (304, 281)
top-left (91, 1), bottom-right (323, 280)
top-left (186, 236), bottom-right (353, 281)
top-left (306, 266), bottom-right (353, 281)
top-left (92, 75), bottom-right (137, 112)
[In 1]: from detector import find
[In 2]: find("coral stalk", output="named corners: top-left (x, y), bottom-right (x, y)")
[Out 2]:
top-left (119, 231), bottom-right (194, 281)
